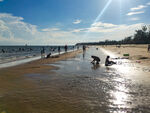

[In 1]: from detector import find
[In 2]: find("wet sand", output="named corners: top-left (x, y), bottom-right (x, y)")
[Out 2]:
top-left (0, 50), bottom-right (82, 74)
top-left (0, 50), bottom-right (84, 113)
top-left (0, 47), bottom-right (150, 113)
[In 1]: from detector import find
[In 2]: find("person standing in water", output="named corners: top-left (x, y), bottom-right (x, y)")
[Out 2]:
top-left (58, 46), bottom-right (61, 54)
top-left (41, 47), bottom-right (45, 58)
top-left (83, 45), bottom-right (86, 51)
top-left (64, 45), bottom-right (67, 52)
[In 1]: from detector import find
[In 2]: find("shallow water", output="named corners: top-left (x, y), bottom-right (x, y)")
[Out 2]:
top-left (51, 47), bottom-right (150, 112)
top-left (0, 47), bottom-right (150, 113)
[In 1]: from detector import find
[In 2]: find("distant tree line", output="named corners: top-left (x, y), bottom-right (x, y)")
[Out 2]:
top-left (76, 25), bottom-right (150, 45)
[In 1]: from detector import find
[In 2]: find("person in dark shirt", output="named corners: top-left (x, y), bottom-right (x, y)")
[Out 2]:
top-left (1, 49), bottom-right (5, 53)
top-left (105, 56), bottom-right (116, 66)
top-left (41, 47), bottom-right (45, 58)
top-left (65, 45), bottom-right (67, 52)
top-left (58, 46), bottom-right (61, 54)
top-left (83, 45), bottom-right (86, 51)
top-left (91, 56), bottom-right (101, 64)
top-left (46, 53), bottom-right (51, 58)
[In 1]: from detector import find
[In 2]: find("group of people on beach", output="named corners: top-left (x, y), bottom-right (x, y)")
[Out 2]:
top-left (41, 45), bottom-right (79, 58)
top-left (82, 45), bottom-right (116, 66)
top-left (91, 55), bottom-right (116, 66)
top-left (0, 48), bottom-right (33, 53)
top-left (41, 46), bottom-right (68, 58)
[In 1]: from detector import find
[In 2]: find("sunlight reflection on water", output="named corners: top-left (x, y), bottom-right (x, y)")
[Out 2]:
top-left (109, 80), bottom-right (129, 109)
top-left (51, 47), bottom-right (150, 112)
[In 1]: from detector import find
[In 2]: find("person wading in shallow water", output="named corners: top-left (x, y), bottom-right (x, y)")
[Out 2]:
top-left (41, 47), bottom-right (45, 58)
top-left (105, 56), bottom-right (116, 66)
top-left (83, 45), bottom-right (86, 51)
top-left (65, 45), bottom-right (67, 52)
top-left (91, 56), bottom-right (101, 64)
top-left (58, 46), bottom-right (61, 54)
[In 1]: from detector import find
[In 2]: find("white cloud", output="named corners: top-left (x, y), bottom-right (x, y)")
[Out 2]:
top-left (127, 3), bottom-right (150, 18)
top-left (147, 2), bottom-right (150, 5)
top-left (42, 28), bottom-right (60, 32)
top-left (130, 5), bottom-right (147, 11)
top-left (0, 13), bottom-right (24, 21)
top-left (97, 23), bottom-right (143, 41)
top-left (0, 0), bottom-right (3, 2)
top-left (0, 13), bottom-right (145, 45)
top-left (73, 19), bottom-right (82, 24)
top-left (87, 22), bottom-right (143, 33)
top-left (0, 13), bottom-right (81, 45)
top-left (71, 29), bottom-right (86, 33)
top-left (130, 17), bottom-right (140, 21)
top-left (92, 22), bottom-right (117, 28)
top-left (69, 22), bottom-right (144, 41)
top-left (127, 11), bottom-right (144, 16)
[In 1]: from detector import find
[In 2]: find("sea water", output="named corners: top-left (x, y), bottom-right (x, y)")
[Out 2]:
top-left (0, 45), bottom-right (76, 65)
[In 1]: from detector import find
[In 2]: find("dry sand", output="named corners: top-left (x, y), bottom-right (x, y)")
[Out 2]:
top-left (101, 44), bottom-right (150, 66)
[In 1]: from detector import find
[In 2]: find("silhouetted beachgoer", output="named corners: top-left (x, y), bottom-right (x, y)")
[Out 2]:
top-left (46, 53), bottom-right (51, 58)
top-left (105, 56), bottom-right (116, 66)
top-left (58, 46), bottom-right (61, 54)
top-left (41, 47), bottom-right (45, 54)
top-left (83, 51), bottom-right (86, 59)
top-left (83, 45), bottom-right (86, 51)
top-left (73, 46), bottom-right (74, 50)
top-left (77, 46), bottom-right (79, 50)
top-left (1, 49), bottom-right (5, 53)
top-left (30, 48), bottom-right (33, 51)
top-left (41, 47), bottom-right (45, 58)
top-left (65, 45), bottom-right (67, 52)
top-left (148, 44), bottom-right (150, 52)
top-left (91, 56), bottom-right (100, 64)
top-left (19, 48), bottom-right (21, 51)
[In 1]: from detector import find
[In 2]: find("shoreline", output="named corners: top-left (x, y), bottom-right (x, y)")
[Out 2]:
top-left (0, 49), bottom-right (79, 69)
top-left (0, 50), bottom-right (82, 76)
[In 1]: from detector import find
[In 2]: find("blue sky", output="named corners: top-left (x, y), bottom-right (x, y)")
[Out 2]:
top-left (0, 0), bottom-right (150, 45)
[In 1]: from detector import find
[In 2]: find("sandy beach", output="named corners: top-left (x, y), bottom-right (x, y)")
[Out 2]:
top-left (1, 0), bottom-right (150, 112)
top-left (101, 44), bottom-right (150, 66)
top-left (0, 50), bottom-right (82, 75)
top-left (0, 47), bottom-right (150, 113)
top-left (0, 50), bottom-right (84, 113)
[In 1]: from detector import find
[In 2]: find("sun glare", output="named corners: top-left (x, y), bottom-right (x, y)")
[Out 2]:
top-left (84, 0), bottom-right (112, 39)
